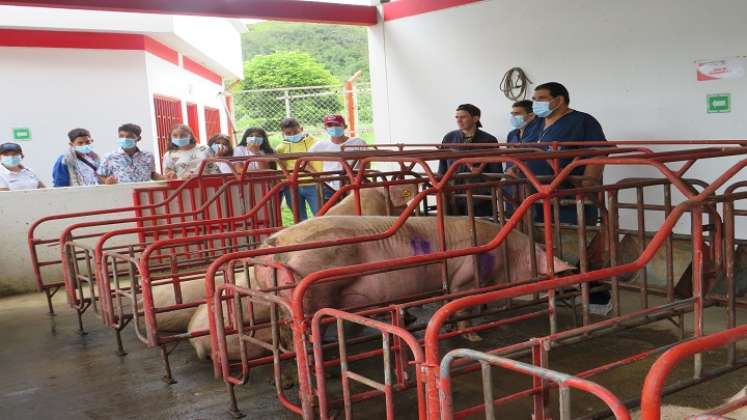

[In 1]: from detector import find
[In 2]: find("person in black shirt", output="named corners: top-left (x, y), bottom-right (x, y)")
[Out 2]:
top-left (438, 104), bottom-right (502, 217)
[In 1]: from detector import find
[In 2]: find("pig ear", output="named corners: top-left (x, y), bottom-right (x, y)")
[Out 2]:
top-left (388, 184), bottom-right (417, 207)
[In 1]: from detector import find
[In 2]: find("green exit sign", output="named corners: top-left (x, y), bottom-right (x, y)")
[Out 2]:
top-left (12, 128), bottom-right (31, 141)
top-left (707, 93), bottom-right (731, 113)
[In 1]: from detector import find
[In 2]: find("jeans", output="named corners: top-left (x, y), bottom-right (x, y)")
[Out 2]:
top-left (283, 185), bottom-right (336, 221)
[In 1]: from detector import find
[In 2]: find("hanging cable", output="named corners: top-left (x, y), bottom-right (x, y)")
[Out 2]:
top-left (499, 67), bottom-right (532, 101)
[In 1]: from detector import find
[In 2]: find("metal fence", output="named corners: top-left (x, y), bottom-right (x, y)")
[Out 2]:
top-left (231, 83), bottom-right (373, 143)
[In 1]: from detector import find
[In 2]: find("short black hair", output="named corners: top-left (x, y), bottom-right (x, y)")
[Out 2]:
top-left (118, 123), bottom-right (142, 139)
top-left (535, 82), bottom-right (570, 105)
top-left (67, 128), bottom-right (91, 142)
top-left (280, 118), bottom-right (301, 130)
top-left (456, 104), bottom-right (483, 128)
top-left (512, 100), bottom-right (533, 113)
top-left (456, 103), bottom-right (481, 117)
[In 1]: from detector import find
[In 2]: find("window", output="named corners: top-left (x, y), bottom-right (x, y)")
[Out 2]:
top-left (153, 95), bottom-right (183, 160)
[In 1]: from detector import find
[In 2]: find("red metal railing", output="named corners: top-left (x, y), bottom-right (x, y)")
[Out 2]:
top-left (640, 324), bottom-right (747, 420)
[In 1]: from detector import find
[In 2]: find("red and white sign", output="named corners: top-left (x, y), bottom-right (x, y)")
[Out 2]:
top-left (696, 57), bottom-right (745, 81)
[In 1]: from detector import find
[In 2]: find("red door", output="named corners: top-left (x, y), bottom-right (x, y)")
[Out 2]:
top-left (153, 95), bottom-right (183, 160)
top-left (186, 103), bottom-right (200, 142)
top-left (204, 106), bottom-right (222, 140)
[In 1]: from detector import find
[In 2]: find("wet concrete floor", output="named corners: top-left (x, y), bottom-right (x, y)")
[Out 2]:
top-left (0, 291), bottom-right (745, 419)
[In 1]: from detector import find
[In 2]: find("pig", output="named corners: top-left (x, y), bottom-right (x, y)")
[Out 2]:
top-left (323, 184), bottom-right (418, 216)
top-left (188, 268), bottom-right (267, 361)
top-left (142, 268), bottom-right (251, 333)
top-left (255, 215), bottom-right (574, 341)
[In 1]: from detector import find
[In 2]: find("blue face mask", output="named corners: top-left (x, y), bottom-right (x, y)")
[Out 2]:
top-left (246, 136), bottom-right (264, 146)
top-left (74, 144), bottom-right (93, 154)
top-left (1, 155), bottom-right (22, 167)
top-left (533, 101), bottom-right (554, 118)
top-left (284, 133), bottom-right (305, 143)
top-left (510, 115), bottom-right (526, 129)
top-left (326, 126), bottom-right (345, 138)
top-left (118, 138), bottom-right (137, 150)
top-left (171, 137), bottom-right (191, 147)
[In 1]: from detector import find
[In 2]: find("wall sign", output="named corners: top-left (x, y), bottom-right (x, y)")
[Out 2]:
top-left (696, 57), bottom-right (745, 81)
top-left (707, 94), bottom-right (731, 114)
top-left (12, 128), bottom-right (31, 141)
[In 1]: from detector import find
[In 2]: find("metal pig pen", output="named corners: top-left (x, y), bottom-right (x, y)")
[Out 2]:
top-left (54, 167), bottom-right (284, 337)
top-left (208, 146), bottom-right (747, 419)
top-left (72, 152), bottom-right (441, 382)
top-left (204, 145), bottom-right (669, 417)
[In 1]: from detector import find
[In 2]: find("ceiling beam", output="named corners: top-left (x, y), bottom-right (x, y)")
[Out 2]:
top-left (0, 0), bottom-right (379, 26)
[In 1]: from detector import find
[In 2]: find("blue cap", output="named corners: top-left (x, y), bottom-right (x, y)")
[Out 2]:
top-left (0, 142), bottom-right (22, 153)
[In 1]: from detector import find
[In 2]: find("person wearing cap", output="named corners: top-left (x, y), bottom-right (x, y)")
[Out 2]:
top-left (52, 128), bottom-right (102, 187)
top-left (98, 123), bottom-right (161, 185)
top-left (0, 142), bottom-right (44, 191)
top-left (438, 104), bottom-right (502, 217)
top-left (276, 117), bottom-right (322, 221)
top-left (309, 114), bottom-right (367, 198)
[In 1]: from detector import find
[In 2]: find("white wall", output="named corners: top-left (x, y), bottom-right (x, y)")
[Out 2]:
top-left (144, 53), bottom-right (229, 149)
top-left (0, 5), bottom-right (172, 34)
top-left (368, 0), bottom-right (747, 237)
top-left (0, 48), bottom-right (154, 184)
top-left (0, 182), bottom-right (155, 296)
top-left (0, 6), bottom-right (244, 80)
top-left (169, 15), bottom-right (244, 79)
top-left (369, 0), bottom-right (747, 181)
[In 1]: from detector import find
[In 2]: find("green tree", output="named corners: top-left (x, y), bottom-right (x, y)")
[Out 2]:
top-left (240, 51), bottom-right (338, 90)
top-left (241, 22), bottom-right (369, 82)
top-left (235, 51), bottom-right (343, 132)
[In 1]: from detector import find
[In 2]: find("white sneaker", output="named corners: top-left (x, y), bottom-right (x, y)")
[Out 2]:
top-left (588, 301), bottom-right (613, 316)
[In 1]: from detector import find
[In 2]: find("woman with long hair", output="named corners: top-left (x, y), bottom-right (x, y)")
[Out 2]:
top-left (235, 127), bottom-right (275, 170)
top-left (162, 124), bottom-right (219, 180)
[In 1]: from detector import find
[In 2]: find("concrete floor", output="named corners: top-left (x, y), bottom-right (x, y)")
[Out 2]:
top-left (0, 291), bottom-right (745, 420)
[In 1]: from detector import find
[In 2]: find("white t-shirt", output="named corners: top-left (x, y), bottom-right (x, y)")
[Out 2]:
top-left (309, 137), bottom-right (367, 190)
top-left (0, 164), bottom-right (42, 191)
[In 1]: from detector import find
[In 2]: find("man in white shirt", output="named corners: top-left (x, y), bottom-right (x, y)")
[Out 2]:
top-left (309, 114), bottom-right (367, 198)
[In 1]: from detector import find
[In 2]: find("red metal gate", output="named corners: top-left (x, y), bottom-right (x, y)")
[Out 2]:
top-left (154, 95), bottom-right (183, 160)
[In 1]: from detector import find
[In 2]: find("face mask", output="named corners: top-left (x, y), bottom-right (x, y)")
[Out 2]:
top-left (246, 136), bottom-right (264, 146)
top-left (211, 143), bottom-right (225, 154)
top-left (284, 133), bottom-right (305, 143)
top-left (171, 137), bottom-right (191, 147)
top-left (118, 138), bottom-right (137, 150)
top-left (326, 126), bottom-right (345, 137)
top-left (510, 115), bottom-right (526, 129)
top-left (74, 144), bottom-right (93, 154)
top-left (1, 155), bottom-right (22, 167)
top-left (533, 101), bottom-right (554, 118)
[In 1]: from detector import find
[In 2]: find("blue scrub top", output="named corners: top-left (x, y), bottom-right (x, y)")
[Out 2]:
top-left (522, 110), bottom-right (606, 224)
top-left (524, 110), bottom-right (606, 177)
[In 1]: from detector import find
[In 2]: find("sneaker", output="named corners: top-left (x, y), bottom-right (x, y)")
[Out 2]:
top-left (588, 301), bottom-right (613, 316)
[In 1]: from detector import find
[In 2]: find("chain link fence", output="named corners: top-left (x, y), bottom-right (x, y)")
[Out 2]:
top-left (231, 83), bottom-right (373, 146)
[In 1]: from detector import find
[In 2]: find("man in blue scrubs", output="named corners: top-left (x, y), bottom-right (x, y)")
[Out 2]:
top-left (507, 100), bottom-right (542, 144)
top-left (523, 82), bottom-right (611, 314)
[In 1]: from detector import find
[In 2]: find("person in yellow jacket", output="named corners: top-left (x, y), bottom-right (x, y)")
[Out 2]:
top-left (276, 117), bottom-right (323, 221)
